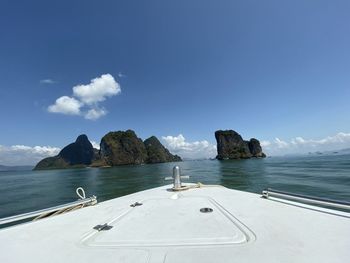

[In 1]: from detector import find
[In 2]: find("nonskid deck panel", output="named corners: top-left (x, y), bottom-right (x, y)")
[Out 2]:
top-left (82, 194), bottom-right (255, 247)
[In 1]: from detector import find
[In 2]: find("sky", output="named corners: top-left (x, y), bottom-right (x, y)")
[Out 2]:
top-left (1, 0), bottom-right (350, 165)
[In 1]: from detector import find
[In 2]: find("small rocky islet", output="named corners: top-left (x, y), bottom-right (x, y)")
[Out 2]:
top-left (34, 129), bottom-right (265, 170)
top-left (215, 130), bottom-right (266, 159)
top-left (34, 134), bottom-right (97, 170)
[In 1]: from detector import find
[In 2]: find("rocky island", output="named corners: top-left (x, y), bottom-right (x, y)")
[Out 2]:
top-left (144, 136), bottom-right (182, 164)
top-left (215, 130), bottom-right (266, 160)
top-left (98, 130), bottom-right (181, 166)
top-left (34, 130), bottom-right (182, 170)
top-left (99, 130), bottom-right (148, 166)
top-left (34, 134), bottom-right (97, 170)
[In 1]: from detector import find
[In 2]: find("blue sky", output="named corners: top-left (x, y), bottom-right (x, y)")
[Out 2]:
top-left (1, 0), bottom-right (350, 164)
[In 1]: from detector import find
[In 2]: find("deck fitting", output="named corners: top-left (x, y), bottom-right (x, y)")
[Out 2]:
top-left (200, 207), bottom-right (213, 213)
top-left (93, 223), bottom-right (113, 231)
top-left (130, 202), bottom-right (143, 207)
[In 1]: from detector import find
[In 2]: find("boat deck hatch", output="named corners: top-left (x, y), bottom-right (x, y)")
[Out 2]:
top-left (84, 196), bottom-right (252, 247)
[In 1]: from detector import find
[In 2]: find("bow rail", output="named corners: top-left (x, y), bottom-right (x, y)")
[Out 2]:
top-left (0, 188), bottom-right (97, 226)
top-left (262, 188), bottom-right (350, 210)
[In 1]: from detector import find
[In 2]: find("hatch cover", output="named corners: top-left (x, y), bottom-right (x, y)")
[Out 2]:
top-left (84, 196), bottom-right (253, 247)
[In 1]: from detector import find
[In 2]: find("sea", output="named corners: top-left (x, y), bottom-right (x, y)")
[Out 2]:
top-left (1, 154), bottom-right (350, 219)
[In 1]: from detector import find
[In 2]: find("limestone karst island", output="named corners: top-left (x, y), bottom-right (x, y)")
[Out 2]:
top-left (34, 130), bottom-right (181, 170)
top-left (34, 129), bottom-right (265, 170)
top-left (215, 130), bottom-right (266, 159)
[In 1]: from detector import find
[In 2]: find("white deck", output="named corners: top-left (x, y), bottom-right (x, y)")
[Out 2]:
top-left (0, 184), bottom-right (349, 263)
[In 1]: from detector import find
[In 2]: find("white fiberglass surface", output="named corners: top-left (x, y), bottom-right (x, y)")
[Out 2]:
top-left (84, 196), bottom-right (250, 247)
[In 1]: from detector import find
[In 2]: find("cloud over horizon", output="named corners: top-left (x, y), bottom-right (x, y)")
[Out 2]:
top-left (162, 134), bottom-right (217, 159)
top-left (48, 74), bottom-right (120, 120)
top-left (0, 145), bottom-right (61, 166)
top-left (3, 132), bottom-right (350, 166)
top-left (161, 132), bottom-right (350, 159)
top-left (0, 139), bottom-right (99, 166)
top-left (262, 132), bottom-right (350, 155)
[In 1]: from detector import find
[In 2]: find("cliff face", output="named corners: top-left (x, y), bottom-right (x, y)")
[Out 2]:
top-left (144, 136), bottom-right (182, 163)
top-left (215, 130), bottom-right (266, 160)
top-left (99, 130), bottom-right (148, 165)
top-left (34, 134), bottom-right (95, 170)
top-left (99, 131), bottom-right (182, 166)
top-left (248, 138), bottom-right (266, 158)
top-left (59, 135), bottom-right (94, 165)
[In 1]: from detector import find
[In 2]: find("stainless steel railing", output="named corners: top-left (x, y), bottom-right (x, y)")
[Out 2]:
top-left (0, 196), bottom-right (97, 225)
top-left (0, 190), bottom-right (97, 226)
top-left (262, 188), bottom-right (350, 210)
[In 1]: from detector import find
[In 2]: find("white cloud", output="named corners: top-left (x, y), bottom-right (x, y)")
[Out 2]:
top-left (118, 72), bottom-right (126, 78)
top-left (262, 132), bottom-right (350, 156)
top-left (90, 141), bottom-right (100, 150)
top-left (84, 107), bottom-right (107, 120)
top-left (162, 134), bottom-right (217, 159)
top-left (47, 74), bottom-right (120, 120)
top-left (73, 74), bottom-right (121, 105)
top-left (0, 144), bottom-right (60, 166)
top-left (274, 138), bottom-right (289, 148)
top-left (260, 140), bottom-right (271, 147)
top-left (48, 96), bottom-right (82, 115)
top-left (40, 79), bottom-right (56, 84)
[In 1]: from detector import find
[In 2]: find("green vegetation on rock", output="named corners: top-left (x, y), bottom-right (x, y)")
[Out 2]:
top-left (144, 136), bottom-right (182, 163)
top-left (35, 130), bottom-right (182, 170)
top-left (99, 130), bottom-right (148, 166)
top-left (215, 130), bottom-right (266, 160)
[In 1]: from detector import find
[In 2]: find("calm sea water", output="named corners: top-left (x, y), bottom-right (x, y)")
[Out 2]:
top-left (1, 154), bottom-right (350, 219)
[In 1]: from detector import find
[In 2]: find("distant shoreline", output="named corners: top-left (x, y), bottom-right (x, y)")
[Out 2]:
top-left (0, 165), bottom-right (34, 172)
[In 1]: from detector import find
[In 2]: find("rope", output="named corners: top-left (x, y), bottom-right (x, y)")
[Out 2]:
top-left (195, 182), bottom-right (223, 188)
top-left (172, 182), bottom-right (223, 191)
top-left (33, 187), bottom-right (88, 221)
top-left (76, 187), bottom-right (86, 199)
